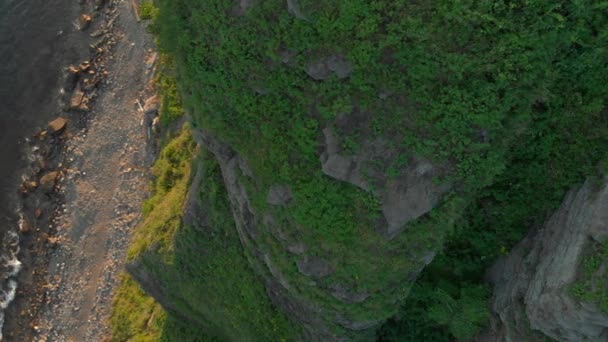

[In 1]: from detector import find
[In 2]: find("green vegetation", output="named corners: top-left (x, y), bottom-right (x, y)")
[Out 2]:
top-left (112, 125), bottom-right (297, 341)
top-left (111, 125), bottom-right (199, 341)
top-left (115, 0), bottom-right (608, 341)
top-left (155, 55), bottom-right (184, 128)
top-left (572, 241), bottom-right (608, 313)
top-left (139, 1), bottom-right (159, 21)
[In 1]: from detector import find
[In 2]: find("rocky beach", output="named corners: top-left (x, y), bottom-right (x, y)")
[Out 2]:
top-left (1, 0), bottom-right (157, 340)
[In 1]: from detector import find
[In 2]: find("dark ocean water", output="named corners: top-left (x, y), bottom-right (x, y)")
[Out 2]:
top-left (0, 0), bottom-right (87, 335)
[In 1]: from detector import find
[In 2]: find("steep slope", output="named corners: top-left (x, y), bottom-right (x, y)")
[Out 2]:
top-left (485, 178), bottom-right (608, 341)
top-left (118, 0), bottom-right (608, 341)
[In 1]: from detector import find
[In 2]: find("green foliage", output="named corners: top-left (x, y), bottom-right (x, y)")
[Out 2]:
top-left (139, 1), bottom-right (159, 21)
top-left (155, 55), bottom-right (184, 127)
top-left (133, 0), bottom-right (608, 340)
top-left (111, 129), bottom-right (298, 341)
top-left (111, 275), bottom-right (167, 342)
top-left (132, 125), bottom-right (195, 258)
top-left (112, 125), bottom-right (195, 341)
top-left (571, 241), bottom-right (608, 313)
top-left (427, 286), bottom-right (489, 341)
top-left (144, 152), bottom-right (299, 341)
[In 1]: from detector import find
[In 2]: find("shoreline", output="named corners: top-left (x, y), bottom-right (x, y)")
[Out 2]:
top-left (3, 0), bottom-right (157, 340)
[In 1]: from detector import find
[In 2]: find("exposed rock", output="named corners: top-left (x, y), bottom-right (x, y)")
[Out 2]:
top-left (135, 129), bottom-right (434, 341)
top-left (182, 159), bottom-right (210, 232)
top-left (69, 84), bottom-right (87, 110)
top-left (335, 315), bottom-right (383, 331)
top-left (48, 117), bottom-right (67, 134)
top-left (296, 256), bottom-right (334, 278)
top-left (47, 236), bottom-right (60, 246)
top-left (22, 180), bottom-right (38, 192)
top-left (266, 184), bottom-right (293, 206)
top-left (196, 130), bottom-right (340, 341)
top-left (78, 14), bottom-right (92, 31)
top-left (286, 0), bottom-right (306, 20)
top-left (143, 95), bottom-right (160, 115)
top-left (286, 242), bottom-right (307, 255)
top-left (145, 52), bottom-right (157, 70)
top-left (320, 126), bottom-right (451, 237)
top-left (232, 0), bottom-right (256, 16)
top-left (279, 49), bottom-right (296, 65)
top-left (486, 178), bottom-right (608, 342)
top-left (39, 171), bottom-right (59, 193)
top-left (330, 284), bottom-right (369, 303)
top-left (19, 219), bottom-right (31, 234)
top-left (306, 54), bottom-right (353, 81)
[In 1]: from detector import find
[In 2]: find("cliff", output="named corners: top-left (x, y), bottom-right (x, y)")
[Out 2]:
top-left (484, 178), bottom-right (608, 341)
top-left (117, 0), bottom-right (608, 341)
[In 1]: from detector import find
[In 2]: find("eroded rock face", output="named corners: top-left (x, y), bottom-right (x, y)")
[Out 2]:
top-left (320, 126), bottom-right (451, 237)
top-left (194, 130), bottom-right (339, 341)
top-left (485, 178), bottom-right (608, 342)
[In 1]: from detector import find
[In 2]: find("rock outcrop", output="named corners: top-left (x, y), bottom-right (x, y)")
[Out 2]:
top-left (485, 178), bottom-right (608, 342)
top-left (320, 112), bottom-right (452, 237)
top-left (171, 129), bottom-right (447, 341)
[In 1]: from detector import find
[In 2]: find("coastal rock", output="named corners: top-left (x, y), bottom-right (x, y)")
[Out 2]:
top-left (69, 84), bottom-right (87, 110)
top-left (39, 171), bottom-right (59, 193)
top-left (79, 14), bottom-right (92, 31)
top-left (485, 178), bottom-right (608, 341)
top-left (266, 185), bottom-right (292, 206)
top-left (306, 54), bottom-right (353, 81)
top-left (48, 117), bottom-right (67, 134)
top-left (22, 180), bottom-right (38, 192)
top-left (19, 219), bottom-right (31, 234)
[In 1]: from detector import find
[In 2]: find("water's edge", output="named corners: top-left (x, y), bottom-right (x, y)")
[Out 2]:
top-left (0, 0), bottom-right (116, 339)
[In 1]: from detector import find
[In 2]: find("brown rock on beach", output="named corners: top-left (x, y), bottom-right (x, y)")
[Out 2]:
top-left (48, 117), bottom-right (67, 134)
top-left (79, 14), bottom-right (92, 31)
top-left (39, 171), bottom-right (59, 193)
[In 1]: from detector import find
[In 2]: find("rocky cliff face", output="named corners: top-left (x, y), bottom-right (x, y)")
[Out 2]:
top-left (484, 178), bottom-right (608, 341)
top-left (186, 128), bottom-right (449, 340)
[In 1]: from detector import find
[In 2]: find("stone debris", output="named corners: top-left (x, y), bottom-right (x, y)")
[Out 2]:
top-left (78, 14), bottom-right (92, 31)
top-left (48, 118), bottom-right (67, 134)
